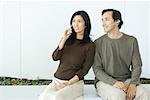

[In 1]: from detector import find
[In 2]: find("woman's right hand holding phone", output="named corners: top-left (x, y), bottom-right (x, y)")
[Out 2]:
top-left (62, 27), bottom-right (72, 40)
top-left (58, 27), bottom-right (72, 50)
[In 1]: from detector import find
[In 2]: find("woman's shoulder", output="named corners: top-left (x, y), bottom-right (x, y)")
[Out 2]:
top-left (84, 40), bottom-right (95, 49)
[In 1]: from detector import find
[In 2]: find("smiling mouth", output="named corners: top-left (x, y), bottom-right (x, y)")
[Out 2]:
top-left (103, 27), bottom-right (107, 29)
top-left (104, 26), bottom-right (108, 29)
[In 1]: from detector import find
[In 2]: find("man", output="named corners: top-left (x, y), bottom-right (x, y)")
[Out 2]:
top-left (92, 9), bottom-right (149, 100)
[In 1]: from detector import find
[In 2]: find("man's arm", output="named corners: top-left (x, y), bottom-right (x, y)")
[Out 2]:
top-left (126, 38), bottom-right (142, 100)
top-left (130, 38), bottom-right (142, 85)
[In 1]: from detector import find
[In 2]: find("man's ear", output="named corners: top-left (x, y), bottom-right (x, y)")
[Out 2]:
top-left (116, 20), bottom-right (120, 24)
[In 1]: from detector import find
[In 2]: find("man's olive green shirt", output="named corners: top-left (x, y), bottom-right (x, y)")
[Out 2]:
top-left (92, 33), bottom-right (142, 86)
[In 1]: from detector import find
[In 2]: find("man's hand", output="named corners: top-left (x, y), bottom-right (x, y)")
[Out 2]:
top-left (126, 84), bottom-right (136, 100)
top-left (113, 81), bottom-right (128, 93)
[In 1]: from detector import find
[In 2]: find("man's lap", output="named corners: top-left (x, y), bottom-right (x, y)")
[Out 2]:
top-left (96, 80), bottom-right (149, 100)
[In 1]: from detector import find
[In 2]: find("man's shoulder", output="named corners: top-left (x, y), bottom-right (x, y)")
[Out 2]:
top-left (123, 33), bottom-right (137, 41)
top-left (94, 34), bottom-right (107, 43)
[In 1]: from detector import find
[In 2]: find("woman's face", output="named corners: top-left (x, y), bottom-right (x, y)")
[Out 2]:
top-left (72, 15), bottom-right (85, 35)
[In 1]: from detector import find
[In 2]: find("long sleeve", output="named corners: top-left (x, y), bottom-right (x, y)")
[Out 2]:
top-left (76, 43), bottom-right (95, 80)
top-left (92, 40), bottom-right (117, 86)
top-left (130, 38), bottom-right (142, 85)
top-left (52, 46), bottom-right (63, 61)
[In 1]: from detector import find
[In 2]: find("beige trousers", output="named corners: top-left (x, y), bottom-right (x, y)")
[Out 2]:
top-left (38, 77), bottom-right (84, 100)
top-left (96, 79), bottom-right (149, 100)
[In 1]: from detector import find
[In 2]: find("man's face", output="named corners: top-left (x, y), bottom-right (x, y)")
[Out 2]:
top-left (102, 11), bottom-right (118, 33)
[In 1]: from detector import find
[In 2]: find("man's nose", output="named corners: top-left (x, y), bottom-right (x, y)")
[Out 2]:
top-left (103, 23), bottom-right (106, 27)
top-left (102, 21), bottom-right (104, 25)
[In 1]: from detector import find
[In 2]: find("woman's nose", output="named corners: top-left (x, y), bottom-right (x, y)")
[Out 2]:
top-left (74, 22), bottom-right (78, 27)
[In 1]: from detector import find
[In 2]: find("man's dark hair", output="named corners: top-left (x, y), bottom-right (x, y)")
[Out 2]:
top-left (102, 9), bottom-right (123, 29)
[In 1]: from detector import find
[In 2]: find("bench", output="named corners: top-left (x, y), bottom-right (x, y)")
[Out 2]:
top-left (84, 85), bottom-right (101, 100)
top-left (0, 85), bottom-right (149, 100)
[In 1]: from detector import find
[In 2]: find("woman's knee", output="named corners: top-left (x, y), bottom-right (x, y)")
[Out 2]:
top-left (38, 93), bottom-right (45, 100)
top-left (55, 93), bottom-right (65, 100)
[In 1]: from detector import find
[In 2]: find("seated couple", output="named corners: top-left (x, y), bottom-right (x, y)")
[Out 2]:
top-left (39, 9), bottom-right (149, 100)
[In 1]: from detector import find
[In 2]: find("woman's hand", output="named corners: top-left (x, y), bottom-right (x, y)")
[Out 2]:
top-left (58, 83), bottom-right (68, 89)
top-left (62, 28), bottom-right (72, 40)
top-left (57, 81), bottom-right (71, 90)
top-left (68, 75), bottom-right (79, 85)
top-left (57, 75), bottom-right (79, 90)
top-left (58, 28), bottom-right (72, 50)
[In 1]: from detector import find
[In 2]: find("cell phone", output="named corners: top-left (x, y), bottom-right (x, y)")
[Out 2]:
top-left (67, 26), bottom-right (72, 35)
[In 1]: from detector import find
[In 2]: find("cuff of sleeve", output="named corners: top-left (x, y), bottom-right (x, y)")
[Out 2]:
top-left (76, 72), bottom-right (83, 80)
top-left (110, 79), bottom-right (117, 86)
top-left (130, 81), bottom-right (140, 86)
top-left (57, 46), bottom-right (64, 51)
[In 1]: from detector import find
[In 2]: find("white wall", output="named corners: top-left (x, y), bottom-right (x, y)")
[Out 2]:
top-left (0, 2), bottom-right (21, 77)
top-left (149, 1), bottom-right (150, 78)
top-left (0, 1), bottom-right (149, 79)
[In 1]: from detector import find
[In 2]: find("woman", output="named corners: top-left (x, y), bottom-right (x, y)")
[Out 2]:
top-left (39, 10), bottom-right (95, 100)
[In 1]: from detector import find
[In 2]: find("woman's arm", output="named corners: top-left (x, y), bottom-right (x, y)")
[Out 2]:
top-left (75, 43), bottom-right (95, 80)
top-left (52, 28), bottom-right (71, 61)
top-left (58, 75), bottom-right (79, 89)
top-left (68, 75), bottom-right (79, 85)
top-left (59, 28), bottom-right (72, 49)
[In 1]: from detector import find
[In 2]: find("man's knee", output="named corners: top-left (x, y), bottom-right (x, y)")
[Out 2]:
top-left (135, 85), bottom-right (150, 100)
top-left (97, 89), bottom-right (126, 100)
top-left (107, 93), bottom-right (126, 100)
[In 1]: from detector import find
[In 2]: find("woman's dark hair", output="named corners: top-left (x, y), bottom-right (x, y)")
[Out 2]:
top-left (66, 10), bottom-right (91, 45)
top-left (102, 9), bottom-right (123, 29)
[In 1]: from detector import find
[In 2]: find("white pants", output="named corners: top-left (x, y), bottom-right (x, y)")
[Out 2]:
top-left (38, 77), bottom-right (84, 100)
top-left (96, 79), bottom-right (149, 100)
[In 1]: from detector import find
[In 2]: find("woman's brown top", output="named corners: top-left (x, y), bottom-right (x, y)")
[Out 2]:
top-left (52, 39), bottom-right (95, 80)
